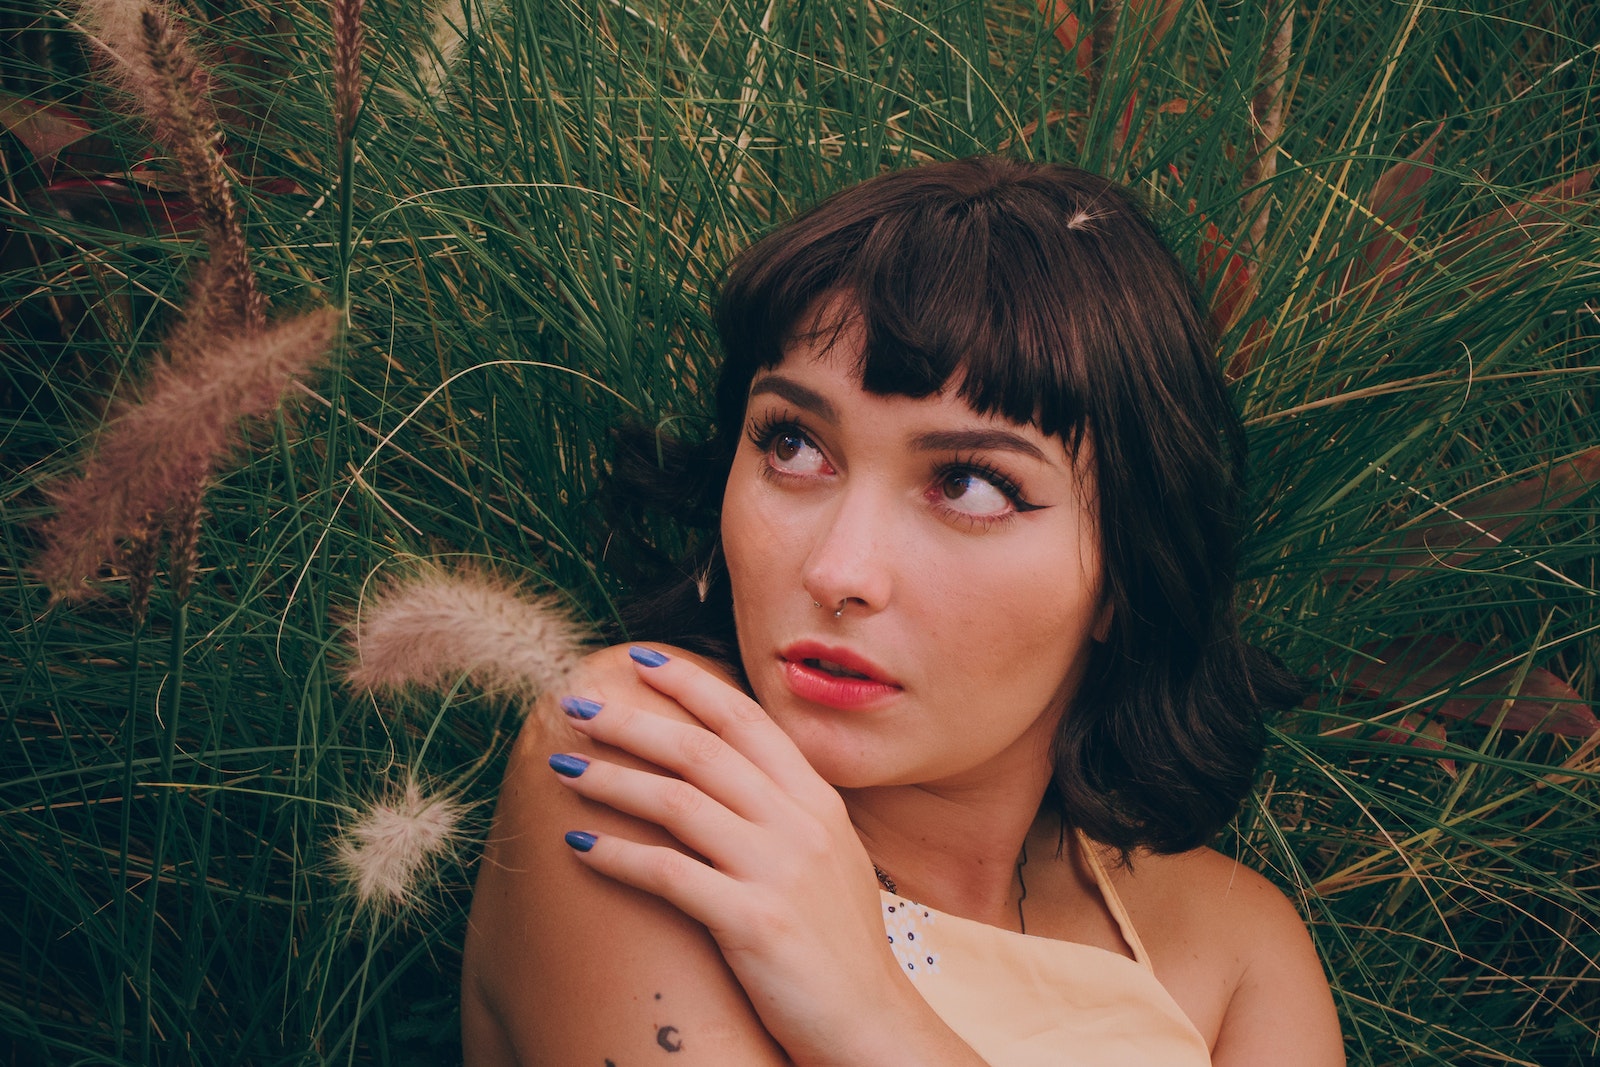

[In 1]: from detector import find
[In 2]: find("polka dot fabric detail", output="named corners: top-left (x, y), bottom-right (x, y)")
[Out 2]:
top-left (883, 895), bottom-right (941, 979)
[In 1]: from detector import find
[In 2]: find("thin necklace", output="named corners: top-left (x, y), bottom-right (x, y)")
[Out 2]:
top-left (1016, 840), bottom-right (1029, 934)
top-left (874, 843), bottom-right (1030, 935)
top-left (872, 863), bottom-right (897, 894)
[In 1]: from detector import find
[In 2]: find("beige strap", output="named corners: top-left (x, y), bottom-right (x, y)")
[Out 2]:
top-left (1075, 829), bottom-right (1154, 971)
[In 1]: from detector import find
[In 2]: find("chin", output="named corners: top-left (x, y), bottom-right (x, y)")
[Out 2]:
top-left (760, 704), bottom-right (878, 782)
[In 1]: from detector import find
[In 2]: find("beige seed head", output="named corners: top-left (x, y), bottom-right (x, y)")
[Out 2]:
top-left (344, 563), bottom-right (589, 711)
top-left (333, 780), bottom-right (466, 912)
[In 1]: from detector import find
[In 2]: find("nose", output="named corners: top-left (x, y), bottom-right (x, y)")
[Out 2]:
top-left (800, 483), bottom-right (895, 617)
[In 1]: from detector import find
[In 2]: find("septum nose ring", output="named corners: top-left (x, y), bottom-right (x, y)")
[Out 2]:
top-left (812, 599), bottom-right (845, 619)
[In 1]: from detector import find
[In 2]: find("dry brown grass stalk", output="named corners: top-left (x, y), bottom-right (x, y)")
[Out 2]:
top-left (1087, 0), bottom-right (1123, 123)
top-left (121, 518), bottom-right (161, 622)
top-left (35, 307), bottom-right (340, 601)
top-left (331, 0), bottom-right (365, 142)
top-left (1242, 4), bottom-right (1293, 253)
top-left (344, 563), bottom-right (590, 709)
top-left (77, 0), bottom-right (263, 335)
top-left (164, 481), bottom-right (206, 602)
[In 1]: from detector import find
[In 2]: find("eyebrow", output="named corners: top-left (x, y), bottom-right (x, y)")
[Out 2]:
top-left (910, 428), bottom-right (1047, 462)
top-left (747, 374), bottom-right (838, 423)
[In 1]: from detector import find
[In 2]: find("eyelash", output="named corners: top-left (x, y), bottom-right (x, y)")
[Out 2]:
top-left (742, 412), bottom-right (1043, 528)
top-left (945, 454), bottom-right (1043, 515)
top-left (744, 411), bottom-right (808, 462)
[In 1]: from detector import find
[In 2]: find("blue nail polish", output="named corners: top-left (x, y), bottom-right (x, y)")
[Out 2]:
top-left (561, 695), bottom-right (602, 719)
top-left (629, 645), bottom-right (669, 667)
top-left (548, 752), bottom-right (589, 777)
top-left (565, 830), bottom-right (597, 852)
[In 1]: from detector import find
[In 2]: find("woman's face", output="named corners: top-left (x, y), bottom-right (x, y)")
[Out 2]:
top-left (720, 327), bottom-right (1107, 793)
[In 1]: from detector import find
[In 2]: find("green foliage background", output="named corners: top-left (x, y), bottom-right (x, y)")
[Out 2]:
top-left (2, 0), bottom-right (1597, 1063)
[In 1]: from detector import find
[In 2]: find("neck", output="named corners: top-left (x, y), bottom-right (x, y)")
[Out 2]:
top-left (842, 772), bottom-right (1053, 928)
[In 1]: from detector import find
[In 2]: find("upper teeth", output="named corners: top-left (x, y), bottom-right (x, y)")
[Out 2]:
top-left (810, 658), bottom-right (870, 679)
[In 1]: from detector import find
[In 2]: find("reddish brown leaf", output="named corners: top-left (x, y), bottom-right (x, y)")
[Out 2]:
top-left (1038, 0), bottom-right (1094, 72)
top-left (1323, 703), bottom-right (1456, 774)
top-left (1199, 223), bottom-right (1252, 326)
top-left (129, 160), bottom-right (306, 197)
top-left (1198, 223), bottom-right (1269, 378)
top-left (1341, 126), bottom-right (1441, 297)
top-left (0, 94), bottom-right (92, 175)
top-left (1344, 636), bottom-right (1597, 737)
top-left (1130, 0), bottom-right (1182, 44)
top-left (1456, 170), bottom-right (1596, 245)
top-left (28, 176), bottom-right (205, 235)
top-left (1373, 717), bottom-right (1456, 776)
top-left (1157, 98), bottom-right (1188, 115)
top-left (1116, 91), bottom-right (1141, 147)
top-left (1335, 447), bottom-right (1600, 584)
top-left (1223, 319), bottom-right (1270, 381)
top-left (1438, 170), bottom-right (1596, 292)
top-left (1371, 716), bottom-right (1447, 752)
top-left (248, 176), bottom-right (307, 196)
top-left (999, 110), bottom-right (1069, 152)
top-left (1040, 0), bottom-right (1182, 84)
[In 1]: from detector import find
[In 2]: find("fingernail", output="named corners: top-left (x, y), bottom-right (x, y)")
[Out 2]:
top-left (561, 696), bottom-right (602, 720)
top-left (629, 645), bottom-right (669, 667)
top-left (565, 830), bottom-right (597, 852)
top-left (548, 753), bottom-right (589, 778)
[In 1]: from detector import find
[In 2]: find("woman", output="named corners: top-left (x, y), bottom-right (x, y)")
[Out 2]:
top-left (461, 157), bottom-right (1345, 1065)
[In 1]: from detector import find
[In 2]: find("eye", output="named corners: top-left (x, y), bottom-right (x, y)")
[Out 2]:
top-left (935, 470), bottom-right (1014, 518)
top-left (771, 429), bottom-right (828, 473)
top-left (928, 461), bottom-right (1045, 527)
top-left (746, 415), bottom-right (833, 478)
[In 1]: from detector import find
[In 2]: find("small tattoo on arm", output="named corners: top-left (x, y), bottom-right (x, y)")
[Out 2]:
top-left (656, 1025), bottom-right (683, 1052)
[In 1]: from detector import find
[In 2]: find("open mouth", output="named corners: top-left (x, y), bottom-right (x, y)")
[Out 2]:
top-left (778, 642), bottom-right (901, 708)
top-left (803, 657), bottom-right (874, 680)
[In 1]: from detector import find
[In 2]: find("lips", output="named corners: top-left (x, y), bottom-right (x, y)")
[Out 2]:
top-left (778, 641), bottom-right (902, 710)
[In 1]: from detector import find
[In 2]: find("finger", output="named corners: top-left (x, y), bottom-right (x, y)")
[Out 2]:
top-left (626, 646), bottom-right (826, 798)
top-left (561, 829), bottom-right (747, 936)
top-left (548, 752), bottom-right (757, 869)
top-left (559, 692), bottom-right (780, 823)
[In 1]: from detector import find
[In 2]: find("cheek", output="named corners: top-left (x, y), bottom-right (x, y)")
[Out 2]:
top-left (720, 466), bottom-right (794, 609)
top-left (949, 534), bottom-right (1101, 688)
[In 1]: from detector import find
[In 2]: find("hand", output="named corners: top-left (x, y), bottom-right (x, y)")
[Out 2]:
top-left (548, 645), bottom-right (916, 1064)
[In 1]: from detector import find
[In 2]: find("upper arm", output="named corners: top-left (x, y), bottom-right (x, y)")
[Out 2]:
top-left (461, 644), bottom-right (792, 1066)
top-left (1207, 866), bottom-right (1345, 1067)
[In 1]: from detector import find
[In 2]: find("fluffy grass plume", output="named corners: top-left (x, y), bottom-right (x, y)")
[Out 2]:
top-left (35, 307), bottom-right (339, 601)
top-left (37, 0), bottom-right (332, 610)
top-left (75, 0), bottom-right (263, 335)
top-left (345, 563), bottom-right (590, 709)
top-left (334, 778), bottom-right (466, 912)
top-left (380, 0), bottom-right (507, 103)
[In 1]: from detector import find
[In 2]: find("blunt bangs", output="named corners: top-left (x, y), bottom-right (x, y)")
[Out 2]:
top-left (714, 158), bottom-right (1211, 464)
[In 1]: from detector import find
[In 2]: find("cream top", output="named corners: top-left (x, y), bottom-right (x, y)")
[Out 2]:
top-left (880, 834), bottom-right (1211, 1065)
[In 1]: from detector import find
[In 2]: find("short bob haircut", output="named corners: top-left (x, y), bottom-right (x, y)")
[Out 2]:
top-left (610, 156), bottom-right (1302, 855)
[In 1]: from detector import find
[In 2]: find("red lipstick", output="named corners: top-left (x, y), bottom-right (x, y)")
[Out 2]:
top-left (778, 641), bottom-right (902, 710)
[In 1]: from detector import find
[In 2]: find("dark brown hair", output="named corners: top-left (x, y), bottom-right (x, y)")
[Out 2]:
top-left (610, 156), bottom-right (1301, 854)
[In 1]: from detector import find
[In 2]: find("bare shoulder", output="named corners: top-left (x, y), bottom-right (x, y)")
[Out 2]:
top-left (461, 643), bottom-right (788, 1067)
top-left (1114, 845), bottom-right (1345, 1066)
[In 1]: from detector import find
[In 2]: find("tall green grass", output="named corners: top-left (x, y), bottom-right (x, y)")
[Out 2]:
top-left (2, 0), bottom-right (1596, 1062)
